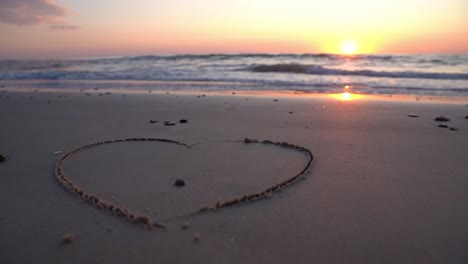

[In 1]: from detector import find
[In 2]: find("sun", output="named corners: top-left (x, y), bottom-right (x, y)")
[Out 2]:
top-left (341, 41), bottom-right (357, 55)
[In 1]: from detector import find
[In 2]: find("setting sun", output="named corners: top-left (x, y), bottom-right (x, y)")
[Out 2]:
top-left (341, 41), bottom-right (357, 55)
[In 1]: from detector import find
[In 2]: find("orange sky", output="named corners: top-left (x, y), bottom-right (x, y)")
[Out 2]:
top-left (0, 0), bottom-right (467, 58)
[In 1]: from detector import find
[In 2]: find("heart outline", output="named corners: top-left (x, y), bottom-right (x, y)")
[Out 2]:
top-left (54, 138), bottom-right (314, 229)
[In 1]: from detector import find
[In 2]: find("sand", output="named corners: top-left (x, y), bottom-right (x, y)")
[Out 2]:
top-left (0, 88), bottom-right (467, 264)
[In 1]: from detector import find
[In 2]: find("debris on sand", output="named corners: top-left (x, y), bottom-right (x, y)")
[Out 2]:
top-left (244, 138), bottom-right (258, 143)
top-left (449, 127), bottom-right (459, 131)
top-left (52, 151), bottom-right (63, 155)
top-left (62, 233), bottom-right (75, 245)
top-left (0, 154), bottom-right (6, 163)
top-left (179, 119), bottom-right (188, 124)
top-left (434, 116), bottom-right (450, 122)
top-left (437, 124), bottom-right (448, 128)
top-left (164, 121), bottom-right (176, 126)
top-left (273, 99), bottom-right (278, 102)
top-left (180, 222), bottom-right (190, 230)
top-left (174, 179), bottom-right (186, 187)
top-left (193, 233), bottom-right (201, 242)
top-left (149, 120), bottom-right (158, 124)
top-left (408, 114), bottom-right (419, 118)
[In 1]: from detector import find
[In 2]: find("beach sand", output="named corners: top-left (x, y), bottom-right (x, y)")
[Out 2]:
top-left (0, 89), bottom-right (467, 263)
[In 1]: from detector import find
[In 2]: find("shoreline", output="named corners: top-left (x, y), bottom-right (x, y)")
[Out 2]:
top-left (1, 80), bottom-right (467, 105)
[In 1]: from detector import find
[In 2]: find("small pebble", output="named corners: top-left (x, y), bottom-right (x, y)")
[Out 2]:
top-left (289, 111), bottom-right (294, 114)
top-left (0, 154), bottom-right (6, 163)
top-left (149, 120), bottom-right (158, 124)
top-left (408, 114), bottom-right (419, 118)
top-left (174, 179), bottom-right (186, 187)
top-left (179, 119), bottom-right (188, 124)
top-left (193, 233), bottom-right (201, 242)
top-left (437, 124), bottom-right (448, 128)
top-left (465, 115), bottom-right (468, 119)
top-left (449, 127), bottom-right (459, 131)
top-left (62, 233), bottom-right (75, 244)
top-left (52, 151), bottom-right (63, 155)
top-left (232, 92), bottom-right (236, 95)
top-left (164, 121), bottom-right (176, 126)
top-left (180, 222), bottom-right (190, 230)
top-left (273, 99), bottom-right (278, 102)
top-left (434, 116), bottom-right (450, 122)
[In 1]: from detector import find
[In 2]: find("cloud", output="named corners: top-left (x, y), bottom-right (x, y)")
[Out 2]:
top-left (0, 0), bottom-right (78, 30)
top-left (48, 22), bottom-right (79, 31)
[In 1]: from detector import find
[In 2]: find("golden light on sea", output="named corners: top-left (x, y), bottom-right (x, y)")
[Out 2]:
top-left (341, 92), bottom-right (352, 100)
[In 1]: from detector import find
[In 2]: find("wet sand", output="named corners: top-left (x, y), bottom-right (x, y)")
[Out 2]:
top-left (0, 89), bottom-right (467, 264)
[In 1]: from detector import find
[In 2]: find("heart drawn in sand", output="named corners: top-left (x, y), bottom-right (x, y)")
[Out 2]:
top-left (55, 138), bottom-right (313, 229)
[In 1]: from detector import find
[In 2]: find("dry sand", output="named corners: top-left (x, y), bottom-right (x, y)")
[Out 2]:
top-left (0, 89), bottom-right (467, 264)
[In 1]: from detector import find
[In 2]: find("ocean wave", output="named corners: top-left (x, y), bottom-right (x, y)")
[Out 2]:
top-left (0, 53), bottom-right (467, 97)
top-left (249, 63), bottom-right (468, 80)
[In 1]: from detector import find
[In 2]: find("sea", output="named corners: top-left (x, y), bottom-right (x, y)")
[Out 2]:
top-left (0, 53), bottom-right (467, 97)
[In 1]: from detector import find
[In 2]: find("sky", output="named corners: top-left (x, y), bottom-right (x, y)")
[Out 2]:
top-left (0, 0), bottom-right (467, 58)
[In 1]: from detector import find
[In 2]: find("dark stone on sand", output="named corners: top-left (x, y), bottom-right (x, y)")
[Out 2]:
top-left (273, 99), bottom-right (278, 102)
top-left (0, 154), bottom-right (6, 163)
top-left (179, 119), bottom-right (188, 124)
top-left (434, 116), bottom-right (450, 122)
top-left (408, 114), bottom-right (419, 118)
top-left (438, 124), bottom-right (448, 128)
top-left (289, 111), bottom-right (294, 114)
top-left (232, 92), bottom-right (236, 95)
top-left (174, 179), bottom-right (186, 187)
top-left (164, 121), bottom-right (176, 126)
top-left (149, 120), bottom-right (158, 124)
top-left (465, 115), bottom-right (468, 119)
top-left (449, 127), bottom-right (459, 131)
top-left (62, 233), bottom-right (75, 245)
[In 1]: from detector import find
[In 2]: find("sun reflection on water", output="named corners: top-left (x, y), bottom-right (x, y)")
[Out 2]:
top-left (330, 84), bottom-right (359, 101)
top-left (341, 92), bottom-right (352, 100)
